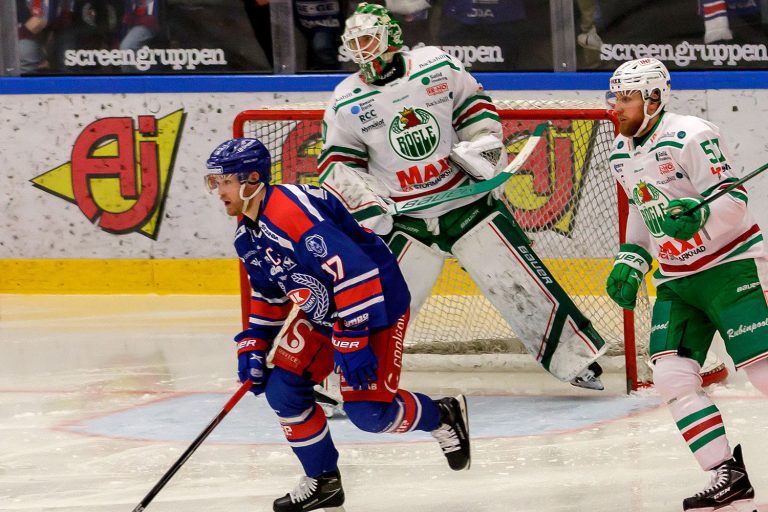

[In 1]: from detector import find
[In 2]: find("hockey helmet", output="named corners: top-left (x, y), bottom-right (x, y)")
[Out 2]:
top-left (342, 3), bottom-right (404, 83)
top-left (607, 58), bottom-right (671, 135)
top-left (205, 138), bottom-right (272, 193)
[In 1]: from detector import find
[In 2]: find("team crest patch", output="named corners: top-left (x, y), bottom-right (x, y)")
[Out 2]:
top-left (388, 107), bottom-right (440, 161)
top-left (305, 234), bottom-right (328, 257)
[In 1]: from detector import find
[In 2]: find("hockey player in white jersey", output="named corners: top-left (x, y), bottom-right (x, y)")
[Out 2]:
top-left (606, 57), bottom-right (768, 511)
top-left (318, 2), bottom-right (607, 393)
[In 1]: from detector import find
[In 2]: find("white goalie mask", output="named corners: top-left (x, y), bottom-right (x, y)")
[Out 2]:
top-left (607, 58), bottom-right (671, 136)
top-left (341, 3), bottom-right (403, 83)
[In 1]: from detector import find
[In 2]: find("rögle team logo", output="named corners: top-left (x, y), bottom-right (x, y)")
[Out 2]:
top-left (389, 107), bottom-right (440, 161)
top-left (633, 181), bottom-right (670, 238)
top-left (30, 110), bottom-right (185, 239)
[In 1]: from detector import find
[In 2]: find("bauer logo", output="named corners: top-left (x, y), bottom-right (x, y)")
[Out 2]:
top-left (30, 110), bottom-right (185, 239)
top-left (388, 107), bottom-right (440, 161)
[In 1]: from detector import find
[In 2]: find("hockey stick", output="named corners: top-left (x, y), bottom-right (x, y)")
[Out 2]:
top-left (671, 161), bottom-right (768, 219)
top-left (390, 122), bottom-right (547, 215)
top-left (131, 379), bottom-right (252, 512)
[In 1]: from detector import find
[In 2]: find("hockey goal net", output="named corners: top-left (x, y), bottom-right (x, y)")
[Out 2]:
top-left (233, 99), bottom-right (653, 391)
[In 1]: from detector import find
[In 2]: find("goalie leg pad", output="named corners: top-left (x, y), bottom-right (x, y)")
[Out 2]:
top-left (387, 231), bottom-right (445, 315)
top-left (451, 211), bottom-right (607, 381)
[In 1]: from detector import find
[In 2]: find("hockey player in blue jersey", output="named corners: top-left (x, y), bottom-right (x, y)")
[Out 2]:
top-left (205, 138), bottom-right (471, 512)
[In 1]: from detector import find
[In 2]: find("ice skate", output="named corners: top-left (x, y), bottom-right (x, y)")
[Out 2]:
top-left (431, 395), bottom-right (471, 471)
top-left (273, 469), bottom-right (345, 512)
top-left (683, 445), bottom-right (756, 512)
top-left (571, 361), bottom-right (604, 390)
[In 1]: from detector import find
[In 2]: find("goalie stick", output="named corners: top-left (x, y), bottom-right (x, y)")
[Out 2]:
top-left (390, 122), bottom-right (547, 215)
top-left (672, 161), bottom-right (768, 219)
top-left (131, 380), bottom-right (252, 512)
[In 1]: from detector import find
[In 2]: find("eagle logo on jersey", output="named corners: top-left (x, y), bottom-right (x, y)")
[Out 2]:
top-left (632, 181), bottom-right (671, 238)
top-left (388, 107), bottom-right (440, 161)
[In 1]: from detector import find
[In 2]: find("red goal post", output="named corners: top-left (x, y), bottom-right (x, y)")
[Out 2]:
top-left (233, 99), bottom-right (651, 391)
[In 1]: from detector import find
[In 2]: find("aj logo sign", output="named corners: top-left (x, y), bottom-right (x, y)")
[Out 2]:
top-left (30, 110), bottom-right (185, 239)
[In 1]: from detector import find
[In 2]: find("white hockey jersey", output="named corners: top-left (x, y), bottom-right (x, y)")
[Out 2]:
top-left (609, 111), bottom-right (765, 285)
top-left (319, 46), bottom-right (503, 218)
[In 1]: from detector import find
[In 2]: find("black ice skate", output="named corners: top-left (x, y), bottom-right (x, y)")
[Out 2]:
top-left (683, 445), bottom-right (756, 512)
top-left (431, 394), bottom-right (471, 471)
top-left (571, 362), bottom-right (604, 391)
top-left (273, 469), bottom-right (345, 512)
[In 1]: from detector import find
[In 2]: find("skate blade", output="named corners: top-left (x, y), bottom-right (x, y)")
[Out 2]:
top-left (320, 506), bottom-right (346, 511)
top-left (456, 394), bottom-right (471, 471)
top-left (689, 500), bottom-right (761, 512)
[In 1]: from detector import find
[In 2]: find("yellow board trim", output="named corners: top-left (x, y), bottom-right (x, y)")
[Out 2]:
top-left (1, 258), bottom-right (657, 296)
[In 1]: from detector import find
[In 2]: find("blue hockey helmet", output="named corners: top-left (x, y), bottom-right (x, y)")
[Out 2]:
top-left (205, 138), bottom-right (272, 193)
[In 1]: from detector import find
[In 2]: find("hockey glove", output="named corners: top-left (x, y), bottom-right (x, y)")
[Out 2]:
top-left (332, 324), bottom-right (378, 391)
top-left (606, 243), bottom-right (653, 310)
top-left (235, 331), bottom-right (270, 396)
top-left (660, 197), bottom-right (710, 241)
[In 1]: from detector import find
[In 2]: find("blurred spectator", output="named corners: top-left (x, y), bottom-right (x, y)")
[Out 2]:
top-left (294, 0), bottom-right (344, 70)
top-left (120, 0), bottom-right (163, 70)
top-left (384, 0), bottom-right (436, 46)
top-left (52, 0), bottom-right (122, 72)
top-left (438, 0), bottom-right (546, 71)
top-left (701, 0), bottom-right (734, 42)
top-left (575, 0), bottom-right (602, 50)
top-left (16, 0), bottom-right (61, 73)
top-left (242, 0), bottom-right (273, 68)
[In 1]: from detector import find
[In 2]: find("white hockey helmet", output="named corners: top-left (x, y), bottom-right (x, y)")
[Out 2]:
top-left (608, 58), bottom-right (671, 136)
top-left (341, 3), bottom-right (404, 83)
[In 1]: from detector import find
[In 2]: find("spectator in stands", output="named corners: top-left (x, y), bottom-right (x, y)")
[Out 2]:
top-left (242, 0), bottom-right (274, 68)
top-left (120, 0), bottom-right (163, 70)
top-left (16, 0), bottom-right (61, 73)
top-left (51, 0), bottom-right (122, 73)
top-left (575, 0), bottom-right (602, 50)
top-left (294, 0), bottom-right (345, 70)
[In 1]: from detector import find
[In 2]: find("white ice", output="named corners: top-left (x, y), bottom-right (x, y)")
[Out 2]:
top-left (1, 294), bottom-right (767, 512)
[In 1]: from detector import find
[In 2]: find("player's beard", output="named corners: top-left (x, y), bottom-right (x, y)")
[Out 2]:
top-left (619, 115), bottom-right (643, 137)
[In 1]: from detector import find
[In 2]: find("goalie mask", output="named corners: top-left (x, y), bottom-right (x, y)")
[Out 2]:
top-left (342, 3), bottom-right (403, 83)
top-left (607, 58), bottom-right (671, 136)
top-left (205, 138), bottom-right (271, 211)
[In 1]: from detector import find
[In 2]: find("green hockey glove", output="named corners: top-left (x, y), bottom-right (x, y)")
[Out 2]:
top-left (606, 244), bottom-right (653, 310)
top-left (660, 197), bottom-right (710, 241)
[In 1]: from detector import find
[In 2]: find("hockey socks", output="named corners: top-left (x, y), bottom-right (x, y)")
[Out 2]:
top-left (278, 403), bottom-right (339, 478)
top-left (669, 392), bottom-right (731, 471)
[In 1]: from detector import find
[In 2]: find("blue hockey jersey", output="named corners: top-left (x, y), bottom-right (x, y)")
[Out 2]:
top-left (235, 184), bottom-right (410, 345)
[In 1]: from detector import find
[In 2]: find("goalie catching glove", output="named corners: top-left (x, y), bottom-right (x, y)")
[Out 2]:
top-left (331, 322), bottom-right (378, 391)
top-left (660, 197), bottom-right (710, 241)
top-left (449, 133), bottom-right (506, 181)
top-left (606, 243), bottom-right (652, 310)
top-left (320, 162), bottom-right (394, 235)
top-left (235, 331), bottom-right (270, 395)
